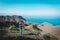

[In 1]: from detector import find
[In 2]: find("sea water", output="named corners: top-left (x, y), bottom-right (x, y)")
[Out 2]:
top-left (23, 16), bottom-right (60, 25)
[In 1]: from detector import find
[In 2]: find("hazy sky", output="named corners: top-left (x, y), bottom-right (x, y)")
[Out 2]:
top-left (0, 0), bottom-right (60, 17)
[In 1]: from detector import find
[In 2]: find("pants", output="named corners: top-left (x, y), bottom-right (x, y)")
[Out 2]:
top-left (19, 26), bottom-right (22, 36)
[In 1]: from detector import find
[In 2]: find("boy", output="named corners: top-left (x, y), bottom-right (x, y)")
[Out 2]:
top-left (19, 19), bottom-right (24, 36)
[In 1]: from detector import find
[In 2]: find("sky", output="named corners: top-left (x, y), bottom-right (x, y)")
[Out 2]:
top-left (0, 0), bottom-right (60, 18)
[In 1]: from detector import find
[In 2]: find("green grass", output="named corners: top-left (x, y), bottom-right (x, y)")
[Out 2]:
top-left (24, 28), bottom-right (39, 35)
top-left (30, 30), bottom-right (39, 35)
top-left (8, 25), bottom-right (20, 33)
top-left (8, 29), bottom-right (19, 33)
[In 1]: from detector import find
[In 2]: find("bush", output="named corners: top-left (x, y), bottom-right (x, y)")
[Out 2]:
top-left (8, 25), bottom-right (19, 32)
top-left (43, 33), bottom-right (58, 40)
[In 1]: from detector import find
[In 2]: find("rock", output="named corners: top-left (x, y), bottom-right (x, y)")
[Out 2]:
top-left (0, 15), bottom-right (26, 27)
top-left (0, 15), bottom-right (26, 22)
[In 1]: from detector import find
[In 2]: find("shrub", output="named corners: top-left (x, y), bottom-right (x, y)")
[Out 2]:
top-left (43, 33), bottom-right (58, 40)
top-left (8, 25), bottom-right (19, 32)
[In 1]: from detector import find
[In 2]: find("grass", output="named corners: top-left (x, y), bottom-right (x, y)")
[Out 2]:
top-left (29, 30), bottom-right (39, 35)
top-left (24, 28), bottom-right (39, 35)
top-left (8, 29), bottom-right (19, 33)
top-left (8, 25), bottom-right (19, 33)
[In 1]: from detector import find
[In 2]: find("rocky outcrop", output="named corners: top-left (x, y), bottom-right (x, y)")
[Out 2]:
top-left (24, 22), bottom-right (60, 40)
top-left (0, 15), bottom-right (26, 27)
top-left (0, 15), bottom-right (26, 22)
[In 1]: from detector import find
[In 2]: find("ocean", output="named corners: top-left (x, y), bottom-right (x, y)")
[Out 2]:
top-left (23, 16), bottom-right (60, 25)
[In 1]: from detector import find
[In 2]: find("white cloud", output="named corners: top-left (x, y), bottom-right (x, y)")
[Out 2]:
top-left (0, 4), bottom-right (60, 17)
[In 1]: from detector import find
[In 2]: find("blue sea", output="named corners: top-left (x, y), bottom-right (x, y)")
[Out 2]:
top-left (23, 16), bottom-right (60, 25)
